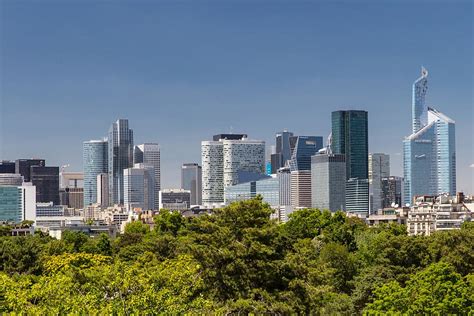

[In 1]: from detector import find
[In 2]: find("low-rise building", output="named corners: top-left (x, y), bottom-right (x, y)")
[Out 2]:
top-left (407, 193), bottom-right (472, 236)
top-left (366, 207), bottom-right (409, 226)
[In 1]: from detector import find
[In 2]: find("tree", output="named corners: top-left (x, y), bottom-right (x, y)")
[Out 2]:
top-left (365, 262), bottom-right (473, 314)
top-left (154, 209), bottom-right (185, 236)
top-left (124, 220), bottom-right (149, 235)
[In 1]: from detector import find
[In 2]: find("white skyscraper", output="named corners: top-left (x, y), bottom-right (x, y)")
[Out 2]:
top-left (369, 153), bottom-right (390, 213)
top-left (201, 134), bottom-right (265, 207)
top-left (134, 143), bottom-right (161, 210)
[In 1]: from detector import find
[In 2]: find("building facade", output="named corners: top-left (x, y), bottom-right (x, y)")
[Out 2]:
top-left (15, 159), bottom-right (45, 182)
top-left (346, 178), bottom-right (369, 216)
top-left (31, 166), bottom-right (59, 205)
top-left (159, 189), bottom-right (191, 211)
top-left (181, 163), bottom-right (202, 205)
top-left (83, 139), bottom-right (108, 207)
top-left (108, 119), bottom-right (134, 205)
top-left (271, 130), bottom-right (294, 174)
top-left (403, 68), bottom-right (456, 205)
top-left (123, 164), bottom-right (155, 211)
top-left (0, 184), bottom-right (36, 223)
top-left (201, 135), bottom-right (265, 207)
top-left (382, 176), bottom-right (403, 208)
top-left (368, 153), bottom-right (390, 214)
top-left (224, 177), bottom-right (279, 207)
top-left (311, 154), bottom-right (346, 212)
top-left (96, 173), bottom-right (109, 207)
top-left (289, 136), bottom-right (323, 208)
top-left (0, 174), bottom-right (23, 186)
top-left (277, 166), bottom-right (291, 206)
top-left (134, 143), bottom-right (161, 209)
top-left (0, 161), bottom-right (15, 174)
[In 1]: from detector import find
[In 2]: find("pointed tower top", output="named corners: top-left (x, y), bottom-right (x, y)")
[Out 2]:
top-left (421, 66), bottom-right (428, 78)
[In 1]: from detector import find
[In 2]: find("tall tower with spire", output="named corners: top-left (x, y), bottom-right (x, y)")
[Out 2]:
top-left (403, 67), bottom-right (456, 205)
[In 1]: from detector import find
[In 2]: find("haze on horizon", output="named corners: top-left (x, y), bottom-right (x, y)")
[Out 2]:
top-left (0, 1), bottom-right (473, 192)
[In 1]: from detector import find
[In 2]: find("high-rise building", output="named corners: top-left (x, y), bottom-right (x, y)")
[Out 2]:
top-left (331, 110), bottom-right (368, 180)
top-left (271, 130), bottom-right (294, 174)
top-left (346, 178), bottom-right (369, 216)
top-left (0, 174), bottom-right (24, 186)
top-left (403, 68), bottom-right (456, 205)
top-left (123, 163), bottom-right (155, 211)
top-left (134, 143), bottom-right (161, 209)
top-left (368, 153), bottom-right (390, 213)
top-left (30, 166), bottom-right (59, 205)
top-left (0, 161), bottom-right (15, 174)
top-left (59, 187), bottom-right (84, 209)
top-left (83, 140), bottom-right (108, 207)
top-left (288, 136), bottom-right (323, 208)
top-left (108, 119), bottom-right (134, 205)
top-left (181, 163), bottom-right (202, 205)
top-left (0, 184), bottom-right (36, 223)
top-left (201, 134), bottom-right (265, 207)
top-left (96, 173), bottom-right (109, 207)
top-left (15, 159), bottom-right (45, 182)
top-left (277, 166), bottom-right (291, 206)
top-left (382, 176), bottom-right (403, 208)
top-left (311, 153), bottom-right (346, 212)
top-left (332, 110), bottom-right (369, 214)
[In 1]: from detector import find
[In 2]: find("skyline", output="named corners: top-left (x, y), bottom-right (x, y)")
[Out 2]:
top-left (1, 1), bottom-right (473, 192)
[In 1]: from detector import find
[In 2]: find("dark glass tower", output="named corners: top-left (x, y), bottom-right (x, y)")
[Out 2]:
top-left (108, 119), bottom-right (134, 205)
top-left (331, 110), bottom-right (369, 180)
top-left (0, 161), bottom-right (16, 174)
top-left (15, 159), bottom-right (46, 182)
top-left (31, 166), bottom-right (60, 204)
top-left (288, 136), bottom-right (323, 172)
top-left (271, 130), bottom-right (294, 173)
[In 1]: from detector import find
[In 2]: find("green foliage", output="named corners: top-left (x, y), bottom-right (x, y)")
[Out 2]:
top-left (0, 198), bottom-right (472, 314)
top-left (124, 220), bottom-right (149, 235)
top-left (365, 262), bottom-right (473, 314)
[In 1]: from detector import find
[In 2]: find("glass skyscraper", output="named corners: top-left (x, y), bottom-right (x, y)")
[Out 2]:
top-left (403, 68), bottom-right (456, 205)
top-left (83, 139), bottom-right (108, 206)
top-left (108, 119), bottom-right (134, 205)
top-left (134, 143), bottom-right (161, 209)
top-left (181, 163), bottom-right (202, 205)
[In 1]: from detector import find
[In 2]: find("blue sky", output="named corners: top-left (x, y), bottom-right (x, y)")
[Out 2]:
top-left (1, 1), bottom-right (473, 192)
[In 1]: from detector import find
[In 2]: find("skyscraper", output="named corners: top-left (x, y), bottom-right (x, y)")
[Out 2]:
top-left (332, 110), bottom-right (369, 214)
top-left (123, 163), bottom-right (155, 211)
top-left (83, 139), bottom-right (108, 206)
top-left (134, 143), bottom-right (161, 209)
top-left (30, 166), bottom-right (60, 205)
top-left (289, 136), bottom-right (324, 208)
top-left (271, 130), bottom-right (294, 173)
top-left (96, 173), bottom-right (109, 207)
top-left (15, 159), bottom-right (45, 182)
top-left (0, 161), bottom-right (15, 174)
top-left (277, 166), bottom-right (291, 206)
top-left (368, 153), bottom-right (390, 213)
top-left (201, 134), bottom-right (265, 207)
top-left (311, 153), bottom-right (346, 212)
top-left (108, 119), bottom-right (134, 205)
top-left (181, 163), bottom-right (202, 205)
top-left (403, 68), bottom-right (456, 205)
top-left (382, 176), bottom-right (403, 208)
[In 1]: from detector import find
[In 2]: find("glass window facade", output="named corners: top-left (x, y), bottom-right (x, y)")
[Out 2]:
top-left (83, 140), bottom-right (108, 206)
top-left (0, 186), bottom-right (22, 223)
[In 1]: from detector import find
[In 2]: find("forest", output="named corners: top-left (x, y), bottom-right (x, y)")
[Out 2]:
top-left (1, 197), bottom-right (473, 314)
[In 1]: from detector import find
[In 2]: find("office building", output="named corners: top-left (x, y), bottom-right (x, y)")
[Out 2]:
top-left (15, 159), bottom-right (45, 182)
top-left (31, 166), bottom-right (59, 205)
top-left (181, 163), bottom-right (202, 205)
top-left (96, 173), bottom-right (109, 207)
top-left (382, 176), bottom-right (403, 208)
top-left (108, 119), bottom-right (134, 205)
top-left (60, 172), bottom-right (83, 189)
top-left (0, 184), bottom-right (36, 223)
top-left (159, 189), bottom-right (191, 211)
top-left (271, 130), bottom-right (294, 174)
top-left (346, 178), bottom-right (369, 216)
top-left (277, 166), bottom-right (291, 206)
top-left (0, 161), bottom-right (15, 174)
top-left (123, 164), bottom-right (155, 211)
top-left (83, 139), bottom-right (108, 206)
top-left (331, 110), bottom-right (369, 213)
top-left (0, 174), bottom-right (23, 186)
top-left (59, 187), bottom-right (84, 209)
top-left (403, 68), bottom-right (456, 205)
top-left (311, 154), bottom-right (346, 212)
top-left (369, 153), bottom-right (390, 213)
top-left (201, 134), bottom-right (265, 207)
top-left (225, 177), bottom-right (279, 207)
top-left (134, 143), bottom-right (161, 209)
top-left (289, 136), bottom-right (323, 208)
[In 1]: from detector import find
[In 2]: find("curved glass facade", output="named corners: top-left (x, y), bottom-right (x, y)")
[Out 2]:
top-left (83, 140), bottom-right (108, 206)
